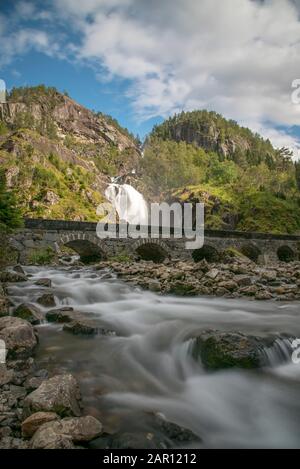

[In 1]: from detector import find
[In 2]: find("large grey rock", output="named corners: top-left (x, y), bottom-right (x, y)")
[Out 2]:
top-left (24, 374), bottom-right (82, 418)
top-left (30, 416), bottom-right (102, 448)
top-left (30, 428), bottom-right (74, 449)
top-left (35, 278), bottom-right (52, 288)
top-left (0, 316), bottom-right (37, 359)
top-left (36, 293), bottom-right (56, 307)
top-left (192, 330), bottom-right (264, 370)
top-left (13, 303), bottom-right (43, 325)
top-left (45, 307), bottom-right (75, 323)
top-left (46, 307), bottom-right (115, 336)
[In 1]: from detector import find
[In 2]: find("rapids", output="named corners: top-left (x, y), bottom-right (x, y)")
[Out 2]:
top-left (7, 265), bottom-right (300, 448)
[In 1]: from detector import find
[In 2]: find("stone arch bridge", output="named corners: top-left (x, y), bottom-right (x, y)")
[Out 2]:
top-left (10, 219), bottom-right (300, 264)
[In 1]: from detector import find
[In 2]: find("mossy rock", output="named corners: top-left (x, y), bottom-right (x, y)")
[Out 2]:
top-left (192, 331), bottom-right (262, 370)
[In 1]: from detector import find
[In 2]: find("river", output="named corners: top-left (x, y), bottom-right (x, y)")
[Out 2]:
top-left (7, 265), bottom-right (300, 448)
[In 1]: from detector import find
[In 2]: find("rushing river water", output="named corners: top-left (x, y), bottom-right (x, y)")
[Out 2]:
top-left (7, 265), bottom-right (300, 448)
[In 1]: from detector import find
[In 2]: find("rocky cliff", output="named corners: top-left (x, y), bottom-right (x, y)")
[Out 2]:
top-left (149, 110), bottom-right (281, 166)
top-left (0, 86), bottom-right (140, 221)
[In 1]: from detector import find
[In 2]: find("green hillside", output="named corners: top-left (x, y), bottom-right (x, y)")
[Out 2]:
top-left (142, 111), bottom-right (300, 234)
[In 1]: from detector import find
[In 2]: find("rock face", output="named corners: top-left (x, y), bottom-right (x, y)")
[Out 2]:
top-left (0, 86), bottom-right (140, 221)
top-left (21, 412), bottom-right (59, 438)
top-left (13, 303), bottom-right (43, 325)
top-left (23, 374), bottom-right (82, 418)
top-left (0, 316), bottom-right (37, 358)
top-left (192, 331), bottom-right (263, 370)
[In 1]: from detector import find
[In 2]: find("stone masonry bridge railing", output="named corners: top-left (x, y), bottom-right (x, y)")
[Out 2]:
top-left (9, 218), bottom-right (300, 264)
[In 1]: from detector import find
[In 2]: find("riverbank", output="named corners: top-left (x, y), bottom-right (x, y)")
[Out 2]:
top-left (98, 256), bottom-right (300, 302)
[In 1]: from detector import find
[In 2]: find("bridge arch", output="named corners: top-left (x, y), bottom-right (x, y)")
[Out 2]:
top-left (277, 245), bottom-right (297, 263)
top-left (55, 232), bottom-right (107, 263)
top-left (132, 239), bottom-right (170, 263)
top-left (240, 242), bottom-right (262, 262)
top-left (192, 244), bottom-right (220, 263)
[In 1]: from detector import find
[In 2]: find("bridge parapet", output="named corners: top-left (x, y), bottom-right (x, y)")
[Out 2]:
top-left (9, 219), bottom-right (300, 264)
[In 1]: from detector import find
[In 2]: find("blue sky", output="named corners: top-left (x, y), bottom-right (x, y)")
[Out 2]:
top-left (1, 50), bottom-right (162, 138)
top-left (1, 0), bottom-right (300, 152)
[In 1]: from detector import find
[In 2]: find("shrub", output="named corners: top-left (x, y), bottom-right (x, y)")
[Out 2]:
top-left (28, 247), bottom-right (56, 265)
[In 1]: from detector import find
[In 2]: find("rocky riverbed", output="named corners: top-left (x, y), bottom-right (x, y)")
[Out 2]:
top-left (0, 262), bottom-right (300, 449)
top-left (100, 256), bottom-right (300, 301)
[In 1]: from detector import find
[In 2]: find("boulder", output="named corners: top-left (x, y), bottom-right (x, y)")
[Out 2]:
top-left (0, 316), bottom-right (37, 359)
top-left (24, 374), bottom-right (82, 418)
top-left (0, 364), bottom-right (14, 386)
top-left (30, 429), bottom-right (74, 449)
top-left (238, 285), bottom-right (258, 296)
top-left (0, 271), bottom-right (27, 283)
top-left (218, 280), bottom-right (238, 291)
top-left (12, 265), bottom-right (26, 275)
top-left (45, 307), bottom-right (75, 323)
top-left (154, 413), bottom-right (200, 444)
top-left (13, 303), bottom-right (43, 325)
top-left (63, 320), bottom-right (115, 336)
top-left (22, 412), bottom-right (59, 438)
top-left (0, 437), bottom-right (29, 449)
top-left (36, 293), bottom-right (56, 307)
top-left (192, 330), bottom-right (263, 370)
top-left (206, 268), bottom-right (220, 280)
top-left (35, 278), bottom-right (52, 288)
top-left (46, 307), bottom-right (115, 336)
top-left (30, 416), bottom-right (102, 448)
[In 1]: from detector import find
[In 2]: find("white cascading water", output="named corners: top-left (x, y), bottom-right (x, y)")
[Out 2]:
top-left (7, 265), bottom-right (300, 449)
top-left (105, 182), bottom-right (149, 226)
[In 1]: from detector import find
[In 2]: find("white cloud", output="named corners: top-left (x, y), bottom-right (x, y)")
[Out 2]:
top-left (2, 0), bottom-right (300, 157)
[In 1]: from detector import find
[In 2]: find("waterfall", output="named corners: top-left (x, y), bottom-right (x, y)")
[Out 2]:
top-left (105, 182), bottom-right (149, 226)
top-left (260, 338), bottom-right (294, 367)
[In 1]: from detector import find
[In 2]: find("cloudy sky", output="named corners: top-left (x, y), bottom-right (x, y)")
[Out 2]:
top-left (1, 0), bottom-right (300, 157)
